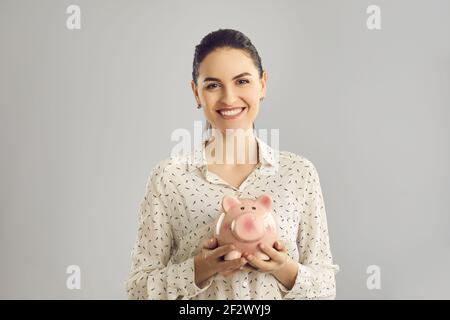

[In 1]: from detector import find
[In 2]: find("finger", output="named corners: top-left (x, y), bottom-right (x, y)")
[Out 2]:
top-left (210, 244), bottom-right (236, 259)
top-left (241, 265), bottom-right (256, 272)
top-left (245, 254), bottom-right (274, 272)
top-left (259, 243), bottom-right (284, 262)
top-left (202, 237), bottom-right (217, 249)
top-left (202, 237), bottom-right (218, 249)
top-left (274, 240), bottom-right (287, 251)
top-left (218, 257), bottom-right (247, 272)
top-left (220, 258), bottom-right (247, 276)
top-left (200, 247), bottom-right (216, 262)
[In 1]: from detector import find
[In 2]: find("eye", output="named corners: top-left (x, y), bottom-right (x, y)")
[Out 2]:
top-left (240, 207), bottom-right (245, 210)
top-left (252, 206), bottom-right (256, 210)
top-left (237, 79), bottom-right (250, 85)
top-left (206, 83), bottom-right (220, 90)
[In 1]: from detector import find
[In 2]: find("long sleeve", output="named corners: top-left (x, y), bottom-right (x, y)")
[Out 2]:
top-left (277, 159), bottom-right (339, 299)
top-left (125, 164), bottom-right (213, 300)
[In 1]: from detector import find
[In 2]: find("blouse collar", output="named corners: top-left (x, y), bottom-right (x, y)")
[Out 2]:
top-left (186, 134), bottom-right (278, 175)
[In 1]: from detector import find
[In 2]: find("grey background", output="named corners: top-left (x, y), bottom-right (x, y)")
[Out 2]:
top-left (1, 0), bottom-right (449, 299)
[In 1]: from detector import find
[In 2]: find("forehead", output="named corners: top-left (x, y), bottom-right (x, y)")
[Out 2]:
top-left (198, 48), bottom-right (257, 80)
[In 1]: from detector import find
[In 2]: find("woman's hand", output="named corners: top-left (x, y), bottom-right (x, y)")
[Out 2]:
top-left (194, 238), bottom-right (247, 288)
top-left (242, 241), bottom-right (289, 274)
top-left (243, 240), bottom-right (299, 290)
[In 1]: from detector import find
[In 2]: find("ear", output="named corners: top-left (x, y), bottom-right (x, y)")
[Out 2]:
top-left (191, 80), bottom-right (200, 106)
top-left (222, 195), bottom-right (240, 212)
top-left (260, 70), bottom-right (267, 98)
top-left (257, 194), bottom-right (272, 211)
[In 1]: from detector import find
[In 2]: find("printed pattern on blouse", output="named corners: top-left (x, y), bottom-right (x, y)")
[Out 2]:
top-left (125, 136), bottom-right (339, 300)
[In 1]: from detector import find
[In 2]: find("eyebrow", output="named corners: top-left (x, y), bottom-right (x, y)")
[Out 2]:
top-left (202, 72), bottom-right (252, 83)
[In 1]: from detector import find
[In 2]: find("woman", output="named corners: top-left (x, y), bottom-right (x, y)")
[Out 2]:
top-left (125, 29), bottom-right (339, 300)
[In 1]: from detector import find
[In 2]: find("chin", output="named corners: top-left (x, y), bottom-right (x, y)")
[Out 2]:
top-left (220, 123), bottom-right (253, 132)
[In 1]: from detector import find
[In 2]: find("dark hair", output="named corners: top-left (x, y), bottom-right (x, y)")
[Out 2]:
top-left (192, 29), bottom-right (264, 86)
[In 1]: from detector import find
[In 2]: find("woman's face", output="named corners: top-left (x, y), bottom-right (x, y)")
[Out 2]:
top-left (191, 47), bottom-right (267, 133)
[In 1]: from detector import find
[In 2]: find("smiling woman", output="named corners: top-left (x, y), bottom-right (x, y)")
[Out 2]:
top-left (191, 30), bottom-right (266, 133)
top-left (125, 29), bottom-right (339, 300)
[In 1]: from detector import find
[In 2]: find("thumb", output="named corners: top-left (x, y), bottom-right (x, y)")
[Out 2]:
top-left (203, 237), bottom-right (218, 249)
top-left (275, 240), bottom-right (285, 250)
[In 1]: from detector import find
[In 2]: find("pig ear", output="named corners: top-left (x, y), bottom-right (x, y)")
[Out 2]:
top-left (222, 195), bottom-right (240, 212)
top-left (257, 194), bottom-right (272, 210)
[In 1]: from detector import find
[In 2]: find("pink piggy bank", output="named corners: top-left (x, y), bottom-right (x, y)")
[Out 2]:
top-left (214, 194), bottom-right (278, 261)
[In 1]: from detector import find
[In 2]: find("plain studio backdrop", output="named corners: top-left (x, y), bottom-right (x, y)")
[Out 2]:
top-left (1, 0), bottom-right (449, 299)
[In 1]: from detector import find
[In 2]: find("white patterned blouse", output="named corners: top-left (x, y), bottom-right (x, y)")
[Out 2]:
top-left (125, 136), bottom-right (339, 299)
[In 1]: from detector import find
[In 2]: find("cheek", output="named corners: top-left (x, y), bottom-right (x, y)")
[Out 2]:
top-left (198, 87), bottom-right (215, 102)
top-left (246, 103), bottom-right (260, 118)
top-left (241, 87), bottom-right (259, 100)
top-left (200, 93), bottom-right (219, 118)
top-left (241, 90), bottom-right (261, 109)
top-left (202, 93), bottom-right (220, 110)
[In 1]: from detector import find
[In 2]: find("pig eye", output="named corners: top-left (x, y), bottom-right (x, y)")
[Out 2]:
top-left (240, 207), bottom-right (245, 210)
top-left (252, 207), bottom-right (256, 210)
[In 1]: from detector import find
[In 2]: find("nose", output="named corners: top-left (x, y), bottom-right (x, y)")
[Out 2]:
top-left (220, 86), bottom-right (238, 106)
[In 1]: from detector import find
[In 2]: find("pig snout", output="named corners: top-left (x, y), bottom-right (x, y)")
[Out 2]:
top-left (231, 213), bottom-right (265, 242)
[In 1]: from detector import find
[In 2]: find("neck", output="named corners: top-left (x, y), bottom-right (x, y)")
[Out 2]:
top-left (205, 127), bottom-right (259, 166)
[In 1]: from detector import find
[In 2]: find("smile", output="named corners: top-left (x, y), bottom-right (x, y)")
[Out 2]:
top-left (216, 107), bottom-right (246, 120)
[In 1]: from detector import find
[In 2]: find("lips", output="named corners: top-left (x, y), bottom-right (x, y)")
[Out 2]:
top-left (216, 107), bottom-right (246, 119)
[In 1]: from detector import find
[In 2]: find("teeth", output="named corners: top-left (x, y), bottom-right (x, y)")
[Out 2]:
top-left (219, 108), bottom-right (244, 117)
